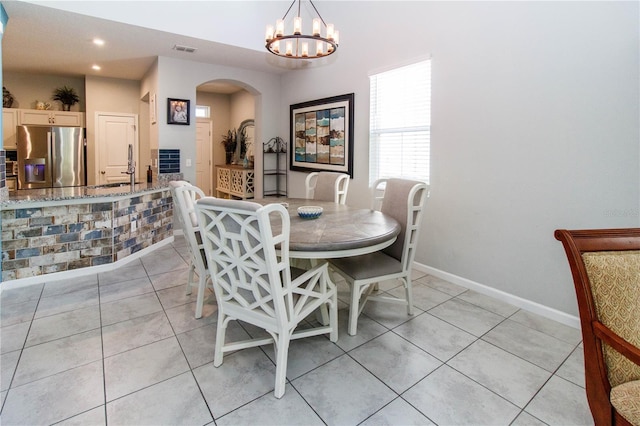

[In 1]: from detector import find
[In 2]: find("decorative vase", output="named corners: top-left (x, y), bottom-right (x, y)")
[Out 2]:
top-left (3, 87), bottom-right (14, 108)
top-left (225, 152), bottom-right (233, 164)
top-left (62, 104), bottom-right (71, 111)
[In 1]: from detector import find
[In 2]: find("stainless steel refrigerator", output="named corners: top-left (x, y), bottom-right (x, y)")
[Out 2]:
top-left (17, 126), bottom-right (86, 189)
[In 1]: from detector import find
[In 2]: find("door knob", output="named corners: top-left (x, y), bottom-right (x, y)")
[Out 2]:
top-left (101, 171), bottom-right (106, 174)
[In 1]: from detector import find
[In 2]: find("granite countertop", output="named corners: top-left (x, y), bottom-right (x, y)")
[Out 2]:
top-left (2, 181), bottom-right (170, 206)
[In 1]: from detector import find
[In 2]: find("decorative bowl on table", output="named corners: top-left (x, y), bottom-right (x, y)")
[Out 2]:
top-left (297, 206), bottom-right (323, 220)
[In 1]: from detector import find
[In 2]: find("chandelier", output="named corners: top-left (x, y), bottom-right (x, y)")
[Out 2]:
top-left (265, 0), bottom-right (339, 59)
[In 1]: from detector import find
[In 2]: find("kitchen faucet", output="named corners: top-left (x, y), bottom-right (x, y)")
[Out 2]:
top-left (122, 144), bottom-right (136, 186)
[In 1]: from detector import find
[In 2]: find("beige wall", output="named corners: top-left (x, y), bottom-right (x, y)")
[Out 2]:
top-left (141, 59), bottom-right (159, 177)
top-left (85, 75), bottom-right (141, 185)
top-left (230, 90), bottom-right (254, 130)
top-left (195, 89), bottom-right (256, 189)
top-left (195, 91), bottom-right (230, 167)
top-left (3, 72), bottom-right (85, 111)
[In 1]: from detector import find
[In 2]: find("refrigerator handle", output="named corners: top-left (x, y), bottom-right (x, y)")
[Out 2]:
top-left (49, 131), bottom-right (55, 184)
top-left (48, 130), bottom-right (53, 164)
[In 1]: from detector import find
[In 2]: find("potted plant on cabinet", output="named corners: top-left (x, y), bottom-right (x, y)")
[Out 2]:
top-left (52, 85), bottom-right (79, 111)
top-left (221, 129), bottom-right (237, 164)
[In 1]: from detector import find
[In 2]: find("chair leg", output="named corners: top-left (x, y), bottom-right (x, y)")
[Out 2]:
top-left (186, 261), bottom-right (195, 295)
top-left (317, 304), bottom-right (330, 326)
top-left (195, 273), bottom-right (207, 319)
top-left (273, 333), bottom-right (291, 399)
top-left (348, 282), bottom-right (360, 336)
top-left (404, 278), bottom-right (414, 315)
top-left (213, 313), bottom-right (227, 367)
top-left (329, 295), bottom-right (338, 342)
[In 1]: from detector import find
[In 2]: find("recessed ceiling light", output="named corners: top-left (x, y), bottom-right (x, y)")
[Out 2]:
top-left (93, 38), bottom-right (105, 46)
top-left (92, 65), bottom-right (101, 71)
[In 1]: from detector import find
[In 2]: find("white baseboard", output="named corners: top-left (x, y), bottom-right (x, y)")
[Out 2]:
top-left (1, 236), bottom-right (175, 291)
top-left (413, 262), bottom-right (580, 330)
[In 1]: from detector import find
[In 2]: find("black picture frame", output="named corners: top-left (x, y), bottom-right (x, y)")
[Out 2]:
top-left (290, 93), bottom-right (354, 177)
top-left (167, 98), bottom-right (190, 125)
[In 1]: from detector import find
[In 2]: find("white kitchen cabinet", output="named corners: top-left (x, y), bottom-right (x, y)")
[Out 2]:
top-left (18, 109), bottom-right (85, 127)
top-left (3, 109), bottom-right (18, 149)
top-left (6, 176), bottom-right (17, 191)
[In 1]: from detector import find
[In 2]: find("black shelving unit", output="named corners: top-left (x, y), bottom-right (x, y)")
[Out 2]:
top-left (263, 137), bottom-right (287, 197)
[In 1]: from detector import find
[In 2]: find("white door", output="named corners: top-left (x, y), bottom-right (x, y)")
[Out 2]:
top-left (196, 119), bottom-right (213, 195)
top-left (97, 113), bottom-right (138, 184)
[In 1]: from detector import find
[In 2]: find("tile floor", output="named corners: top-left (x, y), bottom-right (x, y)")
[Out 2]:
top-left (0, 235), bottom-right (593, 425)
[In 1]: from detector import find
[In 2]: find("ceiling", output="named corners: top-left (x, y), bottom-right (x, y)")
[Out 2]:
top-left (1, 1), bottom-right (300, 94)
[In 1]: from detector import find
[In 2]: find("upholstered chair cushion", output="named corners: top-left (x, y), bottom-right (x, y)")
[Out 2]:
top-left (380, 178), bottom-right (421, 261)
top-left (582, 251), bottom-right (640, 387)
top-left (314, 172), bottom-right (343, 202)
top-left (329, 251), bottom-right (403, 281)
top-left (610, 380), bottom-right (640, 425)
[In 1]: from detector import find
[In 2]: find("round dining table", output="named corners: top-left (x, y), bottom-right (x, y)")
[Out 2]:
top-left (252, 198), bottom-right (401, 259)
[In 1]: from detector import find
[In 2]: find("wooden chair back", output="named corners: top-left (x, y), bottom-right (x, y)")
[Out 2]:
top-left (555, 228), bottom-right (640, 425)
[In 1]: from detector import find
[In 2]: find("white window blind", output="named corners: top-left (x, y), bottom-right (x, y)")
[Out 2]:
top-left (369, 60), bottom-right (431, 186)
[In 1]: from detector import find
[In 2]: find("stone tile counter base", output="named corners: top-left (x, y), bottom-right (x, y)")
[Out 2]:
top-left (1, 189), bottom-right (173, 282)
top-left (113, 191), bottom-right (173, 260)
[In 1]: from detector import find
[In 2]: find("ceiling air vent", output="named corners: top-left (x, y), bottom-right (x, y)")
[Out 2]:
top-left (172, 44), bottom-right (197, 53)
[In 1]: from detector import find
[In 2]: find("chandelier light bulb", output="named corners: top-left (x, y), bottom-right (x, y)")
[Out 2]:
top-left (293, 16), bottom-right (302, 35)
top-left (276, 19), bottom-right (284, 37)
top-left (312, 18), bottom-right (321, 37)
top-left (326, 23), bottom-right (334, 41)
top-left (266, 25), bottom-right (274, 42)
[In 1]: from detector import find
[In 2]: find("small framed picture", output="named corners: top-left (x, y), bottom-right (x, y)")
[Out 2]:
top-left (167, 98), bottom-right (190, 125)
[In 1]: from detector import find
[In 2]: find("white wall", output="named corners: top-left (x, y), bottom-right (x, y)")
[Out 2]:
top-left (279, 1), bottom-right (640, 318)
top-left (155, 56), bottom-right (281, 192)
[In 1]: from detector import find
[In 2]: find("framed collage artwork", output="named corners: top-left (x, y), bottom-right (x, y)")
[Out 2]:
top-left (290, 93), bottom-right (354, 177)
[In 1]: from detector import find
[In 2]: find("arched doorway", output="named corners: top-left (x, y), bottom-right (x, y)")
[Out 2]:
top-left (196, 79), bottom-right (258, 197)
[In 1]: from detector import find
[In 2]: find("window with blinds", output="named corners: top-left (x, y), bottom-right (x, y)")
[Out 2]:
top-left (369, 59), bottom-right (431, 186)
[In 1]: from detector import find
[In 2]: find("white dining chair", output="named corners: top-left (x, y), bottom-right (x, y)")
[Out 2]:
top-left (195, 197), bottom-right (338, 398)
top-left (329, 178), bottom-right (429, 335)
top-left (305, 171), bottom-right (350, 204)
top-left (169, 180), bottom-right (212, 319)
